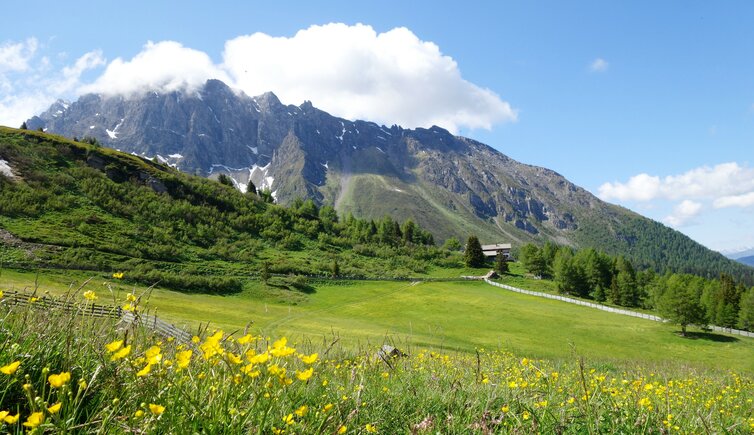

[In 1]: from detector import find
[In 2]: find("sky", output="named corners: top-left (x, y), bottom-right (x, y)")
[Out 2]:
top-left (1, 1), bottom-right (752, 253)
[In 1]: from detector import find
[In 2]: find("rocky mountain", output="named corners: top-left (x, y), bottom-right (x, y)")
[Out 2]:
top-left (26, 80), bottom-right (754, 281)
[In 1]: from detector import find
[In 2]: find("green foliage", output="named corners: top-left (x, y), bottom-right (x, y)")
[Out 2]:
top-left (519, 244), bottom-right (550, 278)
top-left (217, 173), bottom-right (234, 187)
top-left (495, 251), bottom-right (509, 275)
top-left (0, 127), bottom-right (448, 292)
top-left (463, 235), bottom-right (485, 268)
top-left (738, 287), bottom-right (754, 331)
top-left (442, 236), bottom-right (462, 251)
top-left (656, 274), bottom-right (707, 335)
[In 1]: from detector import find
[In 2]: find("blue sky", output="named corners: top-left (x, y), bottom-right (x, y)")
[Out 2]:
top-left (1, 1), bottom-right (752, 253)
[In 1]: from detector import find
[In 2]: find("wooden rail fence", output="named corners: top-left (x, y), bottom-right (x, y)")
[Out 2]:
top-left (0, 290), bottom-right (193, 343)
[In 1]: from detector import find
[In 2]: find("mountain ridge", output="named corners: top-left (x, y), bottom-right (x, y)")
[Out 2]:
top-left (25, 80), bottom-right (754, 283)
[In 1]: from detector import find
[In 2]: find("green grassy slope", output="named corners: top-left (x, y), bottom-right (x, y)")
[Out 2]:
top-left (3, 269), bottom-right (752, 373)
top-left (0, 127), bottom-right (463, 290)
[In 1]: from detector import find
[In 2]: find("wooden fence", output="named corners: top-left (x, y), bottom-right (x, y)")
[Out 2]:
top-left (0, 290), bottom-right (194, 343)
top-left (484, 279), bottom-right (754, 339)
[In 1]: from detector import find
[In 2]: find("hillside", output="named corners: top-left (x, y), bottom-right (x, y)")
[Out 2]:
top-left (0, 127), bottom-right (455, 291)
top-left (739, 255), bottom-right (754, 267)
top-left (26, 81), bottom-right (754, 283)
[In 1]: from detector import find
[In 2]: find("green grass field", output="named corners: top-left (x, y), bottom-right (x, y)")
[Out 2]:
top-left (2, 268), bottom-right (752, 373)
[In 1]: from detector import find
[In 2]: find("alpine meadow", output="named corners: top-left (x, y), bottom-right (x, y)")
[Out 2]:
top-left (2, 3), bottom-right (754, 433)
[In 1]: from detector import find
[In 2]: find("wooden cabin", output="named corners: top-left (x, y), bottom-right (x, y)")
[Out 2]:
top-left (481, 243), bottom-right (511, 260)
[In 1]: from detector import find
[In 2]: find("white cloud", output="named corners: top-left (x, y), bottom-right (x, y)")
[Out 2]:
top-left (714, 192), bottom-right (754, 208)
top-left (221, 23), bottom-right (516, 132)
top-left (2, 25), bottom-right (517, 132)
top-left (0, 39), bottom-right (106, 128)
top-left (0, 38), bottom-right (38, 73)
top-left (589, 57), bottom-right (608, 73)
top-left (80, 41), bottom-right (230, 97)
top-left (598, 162), bottom-right (754, 202)
top-left (664, 200), bottom-right (702, 227)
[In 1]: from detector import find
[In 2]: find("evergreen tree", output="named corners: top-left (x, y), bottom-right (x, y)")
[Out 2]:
top-left (218, 174), bottom-right (234, 187)
top-left (464, 235), bottom-right (486, 268)
top-left (246, 180), bottom-right (257, 196)
top-left (553, 247), bottom-right (587, 296)
top-left (20, 121), bottom-right (27, 130)
top-left (401, 219), bottom-right (416, 245)
top-left (657, 274), bottom-right (706, 336)
top-left (611, 256), bottom-right (639, 307)
top-left (519, 244), bottom-right (550, 278)
top-left (737, 287), bottom-right (754, 331)
top-left (495, 251), bottom-right (509, 275)
top-left (331, 259), bottom-right (340, 278)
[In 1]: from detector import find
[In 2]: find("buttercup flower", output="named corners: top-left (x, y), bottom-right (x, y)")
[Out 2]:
top-left (0, 361), bottom-right (20, 375)
top-left (149, 404), bottom-right (165, 415)
top-left (48, 371), bottom-right (71, 388)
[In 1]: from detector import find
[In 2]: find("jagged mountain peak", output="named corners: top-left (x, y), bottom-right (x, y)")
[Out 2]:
top-left (253, 91), bottom-right (283, 112)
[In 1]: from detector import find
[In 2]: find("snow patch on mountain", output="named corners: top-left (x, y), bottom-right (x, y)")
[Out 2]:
top-left (0, 159), bottom-right (15, 178)
top-left (106, 118), bottom-right (125, 139)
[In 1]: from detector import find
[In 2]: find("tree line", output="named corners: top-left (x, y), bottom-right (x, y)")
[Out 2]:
top-left (517, 242), bottom-right (754, 333)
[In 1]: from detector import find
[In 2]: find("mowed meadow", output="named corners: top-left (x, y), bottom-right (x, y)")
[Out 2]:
top-left (2, 267), bottom-right (753, 374)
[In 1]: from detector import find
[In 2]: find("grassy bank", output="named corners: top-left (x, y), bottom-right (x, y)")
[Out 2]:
top-left (0, 289), bottom-right (752, 433)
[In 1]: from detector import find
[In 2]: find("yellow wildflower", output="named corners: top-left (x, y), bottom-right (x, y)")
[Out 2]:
top-left (149, 404), bottom-right (165, 415)
top-left (270, 337), bottom-right (296, 357)
top-left (29, 297), bottom-right (39, 303)
top-left (48, 371), bottom-right (71, 388)
top-left (136, 363), bottom-right (152, 377)
top-left (226, 352), bottom-right (242, 365)
top-left (296, 367), bottom-right (314, 381)
top-left (282, 413), bottom-right (294, 425)
top-left (0, 361), bottom-right (20, 375)
top-left (295, 405), bottom-right (308, 417)
top-left (121, 303), bottom-right (135, 312)
top-left (365, 423), bottom-right (378, 433)
top-left (145, 346), bottom-right (162, 365)
top-left (299, 353), bottom-right (318, 364)
top-left (0, 290), bottom-right (3, 299)
top-left (3, 413), bottom-right (19, 424)
top-left (521, 358), bottom-right (529, 366)
top-left (22, 412), bottom-right (44, 428)
top-left (200, 331), bottom-right (225, 360)
top-left (522, 411), bottom-right (530, 420)
top-left (105, 340), bottom-right (123, 352)
top-left (134, 410), bottom-right (144, 418)
top-left (638, 397), bottom-right (651, 407)
top-left (501, 405), bottom-right (510, 413)
top-left (83, 290), bottom-right (97, 301)
top-left (323, 403), bottom-right (334, 412)
top-left (111, 345), bottom-right (132, 361)
top-left (249, 351), bottom-right (270, 364)
top-left (176, 350), bottom-right (192, 369)
top-left (191, 335), bottom-right (200, 343)
top-left (237, 334), bottom-right (255, 345)
top-left (47, 402), bottom-right (62, 414)
top-left (112, 272), bottom-right (124, 279)
top-left (337, 425), bottom-right (347, 434)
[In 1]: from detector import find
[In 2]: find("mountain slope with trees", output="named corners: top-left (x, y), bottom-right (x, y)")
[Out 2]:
top-left (0, 127), bottom-right (454, 292)
top-left (24, 81), bottom-right (754, 283)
